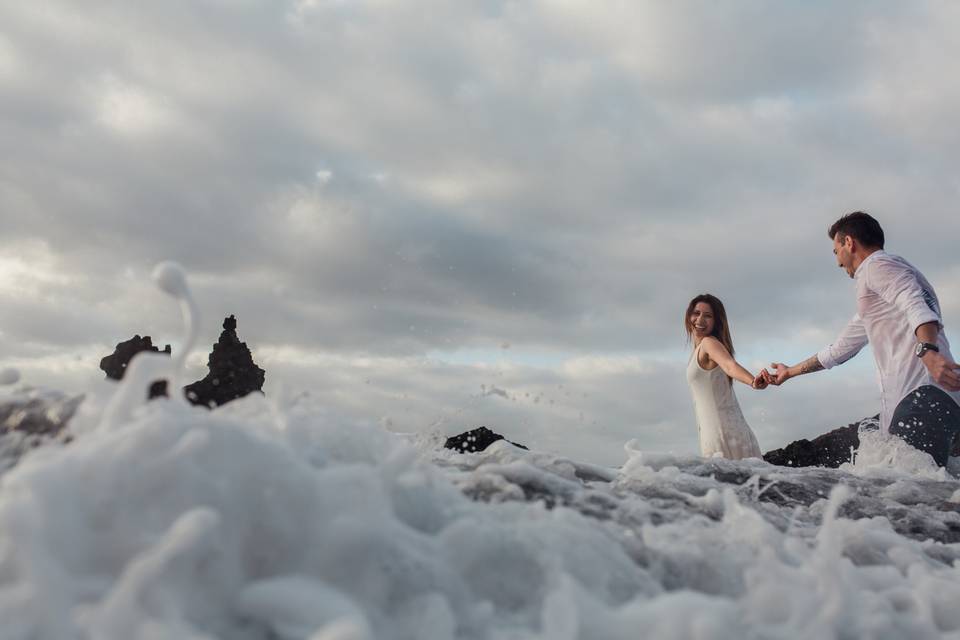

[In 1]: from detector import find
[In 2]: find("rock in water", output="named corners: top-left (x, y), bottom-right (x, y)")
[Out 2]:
top-left (99, 335), bottom-right (171, 398)
top-left (444, 426), bottom-right (529, 453)
top-left (763, 415), bottom-right (878, 468)
top-left (184, 315), bottom-right (265, 408)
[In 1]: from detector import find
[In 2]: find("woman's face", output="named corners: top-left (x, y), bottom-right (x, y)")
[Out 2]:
top-left (690, 302), bottom-right (715, 338)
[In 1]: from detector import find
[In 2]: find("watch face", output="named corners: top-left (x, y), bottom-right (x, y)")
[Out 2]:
top-left (916, 342), bottom-right (938, 356)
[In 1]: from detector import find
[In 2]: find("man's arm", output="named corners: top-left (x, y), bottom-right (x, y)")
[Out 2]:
top-left (869, 258), bottom-right (941, 337)
top-left (769, 314), bottom-right (867, 386)
top-left (872, 258), bottom-right (960, 391)
top-left (916, 321), bottom-right (940, 344)
top-left (769, 354), bottom-right (824, 385)
top-left (916, 321), bottom-right (960, 391)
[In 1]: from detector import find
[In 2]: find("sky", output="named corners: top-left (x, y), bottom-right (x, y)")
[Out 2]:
top-left (2, 0), bottom-right (960, 466)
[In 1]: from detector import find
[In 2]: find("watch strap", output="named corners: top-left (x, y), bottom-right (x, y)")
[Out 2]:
top-left (916, 341), bottom-right (940, 357)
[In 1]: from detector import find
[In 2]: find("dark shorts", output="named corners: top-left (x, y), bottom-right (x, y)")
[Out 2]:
top-left (889, 385), bottom-right (960, 467)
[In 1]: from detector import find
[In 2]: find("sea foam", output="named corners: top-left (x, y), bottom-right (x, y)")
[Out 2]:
top-left (2, 265), bottom-right (960, 639)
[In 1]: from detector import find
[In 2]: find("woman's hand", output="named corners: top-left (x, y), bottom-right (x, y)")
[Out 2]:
top-left (752, 368), bottom-right (772, 390)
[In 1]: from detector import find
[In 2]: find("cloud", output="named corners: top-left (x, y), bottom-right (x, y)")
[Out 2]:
top-left (2, 0), bottom-right (959, 461)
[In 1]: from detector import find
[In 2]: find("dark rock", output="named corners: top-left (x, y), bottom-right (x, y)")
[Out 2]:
top-left (764, 412), bottom-right (960, 468)
top-left (101, 316), bottom-right (265, 409)
top-left (184, 315), bottom-right (265, 409)
top-left (99, 335), bottom-right (171, 399)
top-left (444, 426), bottom-right (529, 454)
top-left (763, 415), bottom-right (878, 468)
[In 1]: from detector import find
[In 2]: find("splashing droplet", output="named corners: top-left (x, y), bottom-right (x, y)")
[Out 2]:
top-left (152, 261), bottom-right (189, 298)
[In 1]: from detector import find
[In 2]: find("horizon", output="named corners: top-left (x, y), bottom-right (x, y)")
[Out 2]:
top-left (3, 1), bottom-right (959, 466)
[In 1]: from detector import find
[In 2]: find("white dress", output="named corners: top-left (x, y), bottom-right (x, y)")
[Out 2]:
top-left (686, 342), bottom-right (762, 459)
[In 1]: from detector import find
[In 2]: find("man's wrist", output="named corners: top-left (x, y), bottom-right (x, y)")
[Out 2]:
top-left (915, 341), bottom-right (940, 358)
top-left (793, 355), bottom-right (824, 378)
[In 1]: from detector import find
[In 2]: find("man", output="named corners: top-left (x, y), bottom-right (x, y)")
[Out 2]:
top-left (767, 211), bottom-right (960, 466)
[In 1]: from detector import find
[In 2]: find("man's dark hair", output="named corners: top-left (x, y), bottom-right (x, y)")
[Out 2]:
top-left (828, 211), bottom-right (884, 249)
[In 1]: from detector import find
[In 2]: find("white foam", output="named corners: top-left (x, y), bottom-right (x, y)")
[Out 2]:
top-left (842, 430), bottom-right (948, 480)
top-left (4, 265), bottom-right (960, 638)
top-left (151, 260), bottom-right (190, 299)
top-left (236, 576), bottom-right (371, 640)
top-left (5, 378), bottom-right (960, 638)
top-left (151, 260), bottom-right (200, 392)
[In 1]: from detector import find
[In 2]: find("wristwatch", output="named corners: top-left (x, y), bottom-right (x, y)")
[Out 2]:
top-left (915, 342), bottom-right (940, 358)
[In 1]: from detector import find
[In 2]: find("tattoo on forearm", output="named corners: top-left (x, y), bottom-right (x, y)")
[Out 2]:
top-left (797, 355), bottom-right (824, 375)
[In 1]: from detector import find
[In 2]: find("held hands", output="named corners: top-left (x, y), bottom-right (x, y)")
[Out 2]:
top-left (921, 351), bottom-right (960, 392)
top-left (751, 365), bottom-right (791, 390)
top-left (751, 368), bottom-right (772, 390)
top-left (767, 363), bottom-right (790, 386)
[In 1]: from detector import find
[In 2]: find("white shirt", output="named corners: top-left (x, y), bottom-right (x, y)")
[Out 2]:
top-left (816, 250), bottom-right (960, 433)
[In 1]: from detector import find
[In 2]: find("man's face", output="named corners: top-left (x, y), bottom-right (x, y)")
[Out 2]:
top-left (833, 235), bottom-right (855, 279)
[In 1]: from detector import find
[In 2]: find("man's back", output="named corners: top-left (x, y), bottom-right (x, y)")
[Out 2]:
top-left (855, 250), bottom-right (959, 428)
top-left (773, 211), bottom-right (960, 466)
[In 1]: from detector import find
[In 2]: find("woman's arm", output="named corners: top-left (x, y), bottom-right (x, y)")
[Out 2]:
top-left (700, 337), bottom-right (758, 387)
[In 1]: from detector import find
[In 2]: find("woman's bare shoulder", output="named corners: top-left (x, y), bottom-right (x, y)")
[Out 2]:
top-left (699, 336), bottom-right (722, 349)
top-left (699, 336), bottom-right (730, 357)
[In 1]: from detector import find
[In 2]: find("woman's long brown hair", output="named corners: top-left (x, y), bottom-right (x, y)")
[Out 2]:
top-left (684, 293), bottom-right (735, 356)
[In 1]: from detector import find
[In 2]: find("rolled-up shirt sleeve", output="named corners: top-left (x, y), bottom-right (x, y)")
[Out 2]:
top-left (817, 314), bottom-right (868, 369)
top-left (867, 259), bottom-right (941, 333)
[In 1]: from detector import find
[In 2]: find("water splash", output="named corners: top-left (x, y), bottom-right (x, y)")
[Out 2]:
top-left (0, 368), bottom-right (20, 386)
top-left (151, 261), bottom-right (200, 392)
top-left (841, 430), bottom-right (948, 480)
top-left (101, 261), bottom-right (200, 428)
top-left (7, 265), bottom-right (960, 638)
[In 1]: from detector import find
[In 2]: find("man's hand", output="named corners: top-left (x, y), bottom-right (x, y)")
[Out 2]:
top-left (769, 362), bottom-right (790, 386)
top-left (921, 351), bottom-right (960, 391)
top-left (765, 355), bottom-right (822, 386)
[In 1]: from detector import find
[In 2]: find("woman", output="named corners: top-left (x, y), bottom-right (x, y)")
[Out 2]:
top-left (685, 293), bottom-right (765, 459)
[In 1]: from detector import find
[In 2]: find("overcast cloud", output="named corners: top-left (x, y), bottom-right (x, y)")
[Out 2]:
top-left (2, 1), bottom-right (959, 465)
